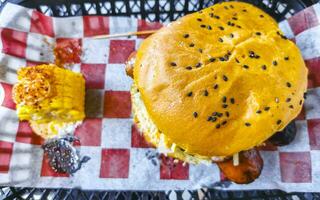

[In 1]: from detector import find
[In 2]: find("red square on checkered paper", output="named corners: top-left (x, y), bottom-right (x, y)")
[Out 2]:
top-left (131, 124), bottom-right (154, 148)
top-left (100, 149), bottom-right (130, 178)
top-left (30, 10), bottom-right (54, 37)
top-left (0, 28), bottom-right (27, 58)
top-left (81, 64), bottom-right (106, 89)
top-left (279, 152), bottom-right (311, 183)
top-left (41, 154), bottom-right (69, 177)
top-left (75, 118), bottom-right (102, 146)
top-left (288, 6), bottom-right (319, 36)
top-left (137, 19), bottom-right (163, 39)
top-left (104, 91), bottom-right (131, 118)
top-left (0, 82), bottom-right (16, 110)
top-left (160, 155), bottom-right (189, 180)
top-left (83, 16), bottom-right (109, 37)
top-left (26, 60), bottom-right (48, 66)
top-left (0, 140), bottom-right (13, 173)
top-left (296, 106), bottom-right (306, 120)
top-left (307, 119), bottom-right (320, 150)
top-left (305, 57), bottom-right (320, 89)
top-left (16, 121), bottom-right (44, 145)
top-left (108, 40), bottom-right (135, 64)
top-left (257, 141), bottom-right (278, 151)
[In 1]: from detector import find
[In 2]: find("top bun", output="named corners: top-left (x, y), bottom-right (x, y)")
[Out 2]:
top-left (133, 2), bottom-right (308, 157)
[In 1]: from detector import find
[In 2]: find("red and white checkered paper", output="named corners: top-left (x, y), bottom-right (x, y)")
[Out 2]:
top-left (0, 2), bottom-right (320, 192)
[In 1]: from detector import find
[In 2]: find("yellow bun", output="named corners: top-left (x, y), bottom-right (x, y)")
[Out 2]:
top-left (133, 2), bottom-right (308, 157)
top-left (131, 84), bottom-right (226, 164)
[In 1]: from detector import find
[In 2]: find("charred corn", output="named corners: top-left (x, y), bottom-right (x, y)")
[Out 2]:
top-left (13, 64), bottom-right (85, 124)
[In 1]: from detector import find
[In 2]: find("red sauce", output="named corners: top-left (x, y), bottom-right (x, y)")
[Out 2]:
top-left (54, 39), bottom-right (82, 66)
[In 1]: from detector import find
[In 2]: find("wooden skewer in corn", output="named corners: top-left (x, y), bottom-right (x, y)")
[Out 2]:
top-left (93, 30), bottom-right (158, 39)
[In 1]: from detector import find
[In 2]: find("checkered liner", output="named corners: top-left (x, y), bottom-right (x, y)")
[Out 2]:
top-left (0, 2), bottom-right (320, 192)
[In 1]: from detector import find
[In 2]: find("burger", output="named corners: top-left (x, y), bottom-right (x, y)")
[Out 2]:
top-left (126, 2), bottom-right (307, 184)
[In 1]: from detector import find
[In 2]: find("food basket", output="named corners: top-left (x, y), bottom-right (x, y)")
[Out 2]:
top-left (0, 0), bottom-right (320, 199)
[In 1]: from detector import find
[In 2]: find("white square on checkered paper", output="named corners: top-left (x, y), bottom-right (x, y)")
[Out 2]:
top-left (68, 63), bottom-right (81, 73)
top-left (25, 32), bottom-right (55, 63)
top-left (0, 174), bottom-right (9, 184)
top-left (0, 53), bottom-right (26, 84)
top-left (250, 151), bottom-right (281, 186)
top-left (8, 142), bottom-right (43, 184)
top-left (105, 64), bottom-right (133, 91)
top-left (74, 146), bottom-right (102, 182)
top-left (304, 88), bottom-right (320, 119)
top-left (53, 17), bottom-right (84, 38)
top-left (0, 3), bottom-right (32, 32)
top-left (279, 20), bottom-right (295, 39)
top-left (109, 17), bottom-right (137, 35)
top-left (278, 120), bottom-right (310, 152)
top-left (129, 148), bottom-right (159, 183)
top-left (311, 151), bottom-right (320, 185)
top-left (101, 118), bottom-right (132, 148)
top-left (313, 3), bottom-right (320, 23)
top-left (135, 38), bottom-right (144, 50)
top-left (189, 163), bottom-right (220, 188)
top-left (296, 25), bottom-right (320, 60)
top-left (0, 106), bottom-right (19, 143)
top-left (82, 38), bottom-right (109, 64)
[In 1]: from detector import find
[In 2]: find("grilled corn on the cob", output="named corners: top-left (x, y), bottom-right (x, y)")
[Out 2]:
top-left (13, 64), bottom-right (85, 138)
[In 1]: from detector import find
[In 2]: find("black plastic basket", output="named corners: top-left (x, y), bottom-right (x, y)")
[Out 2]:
top-left (1, 0), bottom-right (320, 199)
top-left (3, 0), bottom-right (319, 22)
